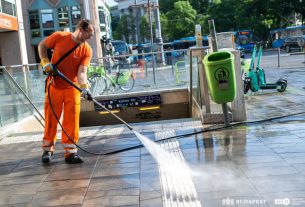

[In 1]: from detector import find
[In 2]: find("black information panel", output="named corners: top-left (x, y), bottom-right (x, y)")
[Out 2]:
top-left (94, 95), bottom-right (161, 111)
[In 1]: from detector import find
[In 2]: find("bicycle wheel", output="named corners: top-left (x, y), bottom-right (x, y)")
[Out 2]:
top-left (118, 72), bottom-right (135, 91)
top-left (89, 76), bottom-right (107, 96)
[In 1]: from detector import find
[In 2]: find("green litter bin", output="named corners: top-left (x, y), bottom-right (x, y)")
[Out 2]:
top-left (203, 51), bottom-right (236, 104)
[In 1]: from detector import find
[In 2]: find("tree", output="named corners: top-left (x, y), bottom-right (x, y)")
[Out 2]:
top-left (159, 0), bottom-right (180, 13)
top-left (204, 0), bottom-right (241, 33)
top-left (160, 13), bottom-right (170, 42)
top-left (203, 0), bottom-right (295, 41)
top-left (140, 16), bottom-right (150, 42)
top-left (157, 0), bottom-right (302, 43)
top-left (291, 0), bottom-right (305, 25)
top-left (165, 1), bottom-right (197, 40)
top-left (113, 14), bottom-right (136, 43)
top-left (189, 0), bottom-right (209, 14)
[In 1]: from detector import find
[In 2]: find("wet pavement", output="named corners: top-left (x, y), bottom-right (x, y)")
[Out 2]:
top-left (1, 60), bottom-right (305, 206)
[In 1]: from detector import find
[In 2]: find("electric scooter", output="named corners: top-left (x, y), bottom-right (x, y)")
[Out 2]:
top-left (243, 45), bottom-right (287, 94)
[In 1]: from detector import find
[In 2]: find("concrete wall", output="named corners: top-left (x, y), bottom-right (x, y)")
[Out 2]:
top-left (0, 32), bottom-right (22, 66)
top-left (21, 0), bottom-right (36, 64)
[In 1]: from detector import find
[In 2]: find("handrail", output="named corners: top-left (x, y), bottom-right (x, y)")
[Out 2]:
top-left (188, 46), bottom-right (210, 116)
top-left (0, 63), bottom-right (39, 68)
top-left (91, 48), bottom-right (190, 62)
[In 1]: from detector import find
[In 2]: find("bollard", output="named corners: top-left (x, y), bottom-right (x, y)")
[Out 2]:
top-left (277, 47), bottom-right (281, 68)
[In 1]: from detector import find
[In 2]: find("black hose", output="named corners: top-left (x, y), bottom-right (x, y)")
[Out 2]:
top-left (48, 74), bottom-right (305, 155)
top-left (48, 78), bottom-right (112, 155)
top-left (47, 69), bottom-right (305, 155)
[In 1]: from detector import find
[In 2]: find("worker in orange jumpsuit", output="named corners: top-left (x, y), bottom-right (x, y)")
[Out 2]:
top-left (38, 19), bottom-right (94, 164)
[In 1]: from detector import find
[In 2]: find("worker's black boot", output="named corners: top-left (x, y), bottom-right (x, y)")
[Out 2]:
top-left (42, 151), bottom-right (53, 163)
top-left (65, 153), bottom-right (84, 164)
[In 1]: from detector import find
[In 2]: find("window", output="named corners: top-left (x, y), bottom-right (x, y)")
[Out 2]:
top-left (43, 30), bottom-right (54, 36)
top-left (29, 10), bottom-right (40, 29)
top-left (58, 7), bottom-right (69, 27)
top-left (41, 9), bottom-right (54, 28)
top-left (98, 7), bottom-right (106, 24)
top-left (1, 0), bottom-right (16, 16)
top-left (31, 31), bottom-right (41, 38)
top-left (29, 10), bottom-right (40, 38)
top-left (71, 6), bottom-right (81, 25)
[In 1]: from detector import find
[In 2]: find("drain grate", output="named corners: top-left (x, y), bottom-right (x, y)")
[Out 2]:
top-left (155, 130), bottom-right (202, 207)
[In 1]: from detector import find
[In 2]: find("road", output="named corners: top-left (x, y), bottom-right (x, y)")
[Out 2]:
top-left (245, 49), bottom-right (305, 69)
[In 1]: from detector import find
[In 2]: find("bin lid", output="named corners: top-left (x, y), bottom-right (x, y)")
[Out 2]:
top-left (203, 51), bottom-right (233, 64)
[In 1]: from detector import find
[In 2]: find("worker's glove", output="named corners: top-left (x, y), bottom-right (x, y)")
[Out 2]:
top-left (80, 84), bottom-right (93, 101)
top-left (40, 58), bottom-right (53, 75)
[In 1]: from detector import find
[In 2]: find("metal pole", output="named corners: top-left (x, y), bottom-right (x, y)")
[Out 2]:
top-left (134, 0), bottom-right (141, 44)
top-left (196, 24), bottom-right (211, 113)
top-left (222, 103), bottom-right (230, 127)
top-left (83, 0), bottom-right (91, 20)
top-left (154, 0), bottom-right (165, 65)
top-left (208, 19), bottom-right (230, 126)
top-left (148, 0), bottom-right (156, 84)
top-left (208, 19), bottom-right (218, 52)
top-left (303, 45), bottom-right (305, 64)
top-left (189, 50), bottom-right (193, 115)
top-left (277, 47), bottom-right (281, 67)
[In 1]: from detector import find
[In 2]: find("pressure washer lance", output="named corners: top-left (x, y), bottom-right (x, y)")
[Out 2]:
top-left (53, 67), bottom-right (134, 131)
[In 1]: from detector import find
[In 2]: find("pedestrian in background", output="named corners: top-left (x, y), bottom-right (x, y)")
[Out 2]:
top-left (38, 19), bottom-right (94, 164)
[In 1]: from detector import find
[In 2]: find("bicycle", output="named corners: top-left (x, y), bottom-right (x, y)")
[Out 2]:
top-left (87, 63), bottom-right (135, 96)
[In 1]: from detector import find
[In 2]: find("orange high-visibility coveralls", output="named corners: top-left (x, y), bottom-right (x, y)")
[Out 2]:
top-left (42, 31), bottom-right (92, 157)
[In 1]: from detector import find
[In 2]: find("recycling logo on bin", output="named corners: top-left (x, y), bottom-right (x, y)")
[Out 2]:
top-left (214, 67), bottom-right (229, 90)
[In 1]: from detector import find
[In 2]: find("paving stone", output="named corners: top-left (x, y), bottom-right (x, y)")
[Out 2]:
top-left (38, 179), bottom-right (90, 191)
top-left (3, 67), bottom-right (305, 207)
top-left (88, 174), bottom-right (139, 191)
top-left (83, 188), bottom-right (139, 207)
top-left (30, 188), bottom-right (87, 206)
top-left (249, 174), bottom-right (305, 193)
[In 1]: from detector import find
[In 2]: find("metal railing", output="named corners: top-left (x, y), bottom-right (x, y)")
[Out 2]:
top-left (0, 64), bottom-right (45, 127)
top-left (0, 48), bottom-right (207, 128)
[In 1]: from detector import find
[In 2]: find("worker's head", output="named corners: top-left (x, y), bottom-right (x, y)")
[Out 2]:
top-left (76, 19), bottom-right (94, 42)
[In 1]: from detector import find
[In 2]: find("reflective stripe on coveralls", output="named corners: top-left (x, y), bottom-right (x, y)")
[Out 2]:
top-left (42, 79), bottom-right (81, 158)
top-left (42, 139), bottom-right (55, 151)
top-left (62, 143), bottom-right (78, 154)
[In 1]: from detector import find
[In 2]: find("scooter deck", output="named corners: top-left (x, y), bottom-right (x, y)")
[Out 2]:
top-left (260, 84), bottom-right (277, 90)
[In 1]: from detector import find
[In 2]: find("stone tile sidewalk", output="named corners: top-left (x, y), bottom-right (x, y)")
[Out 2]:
top-left (1, 64), bottom-right (305, 206)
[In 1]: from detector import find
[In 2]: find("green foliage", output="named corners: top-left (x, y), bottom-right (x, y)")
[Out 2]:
top-left (159, 0), bottom-right (180, 13)
top-left (139, 16), bottom-right (150, 42)
top-left (195, 0), bottom-right (298, 41)
top-left (160, 13), bottom-right (170, 42)
top-left (113, 0), bottom-right (305, 44)
top-left (189, 0), bottom-right (209, 14)
top-left (113, 14), bottom-right (136, 43)
top-left (290, 0), bottom-right (305, 25)
top-left (165, 1), bottom-right (197, 40)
